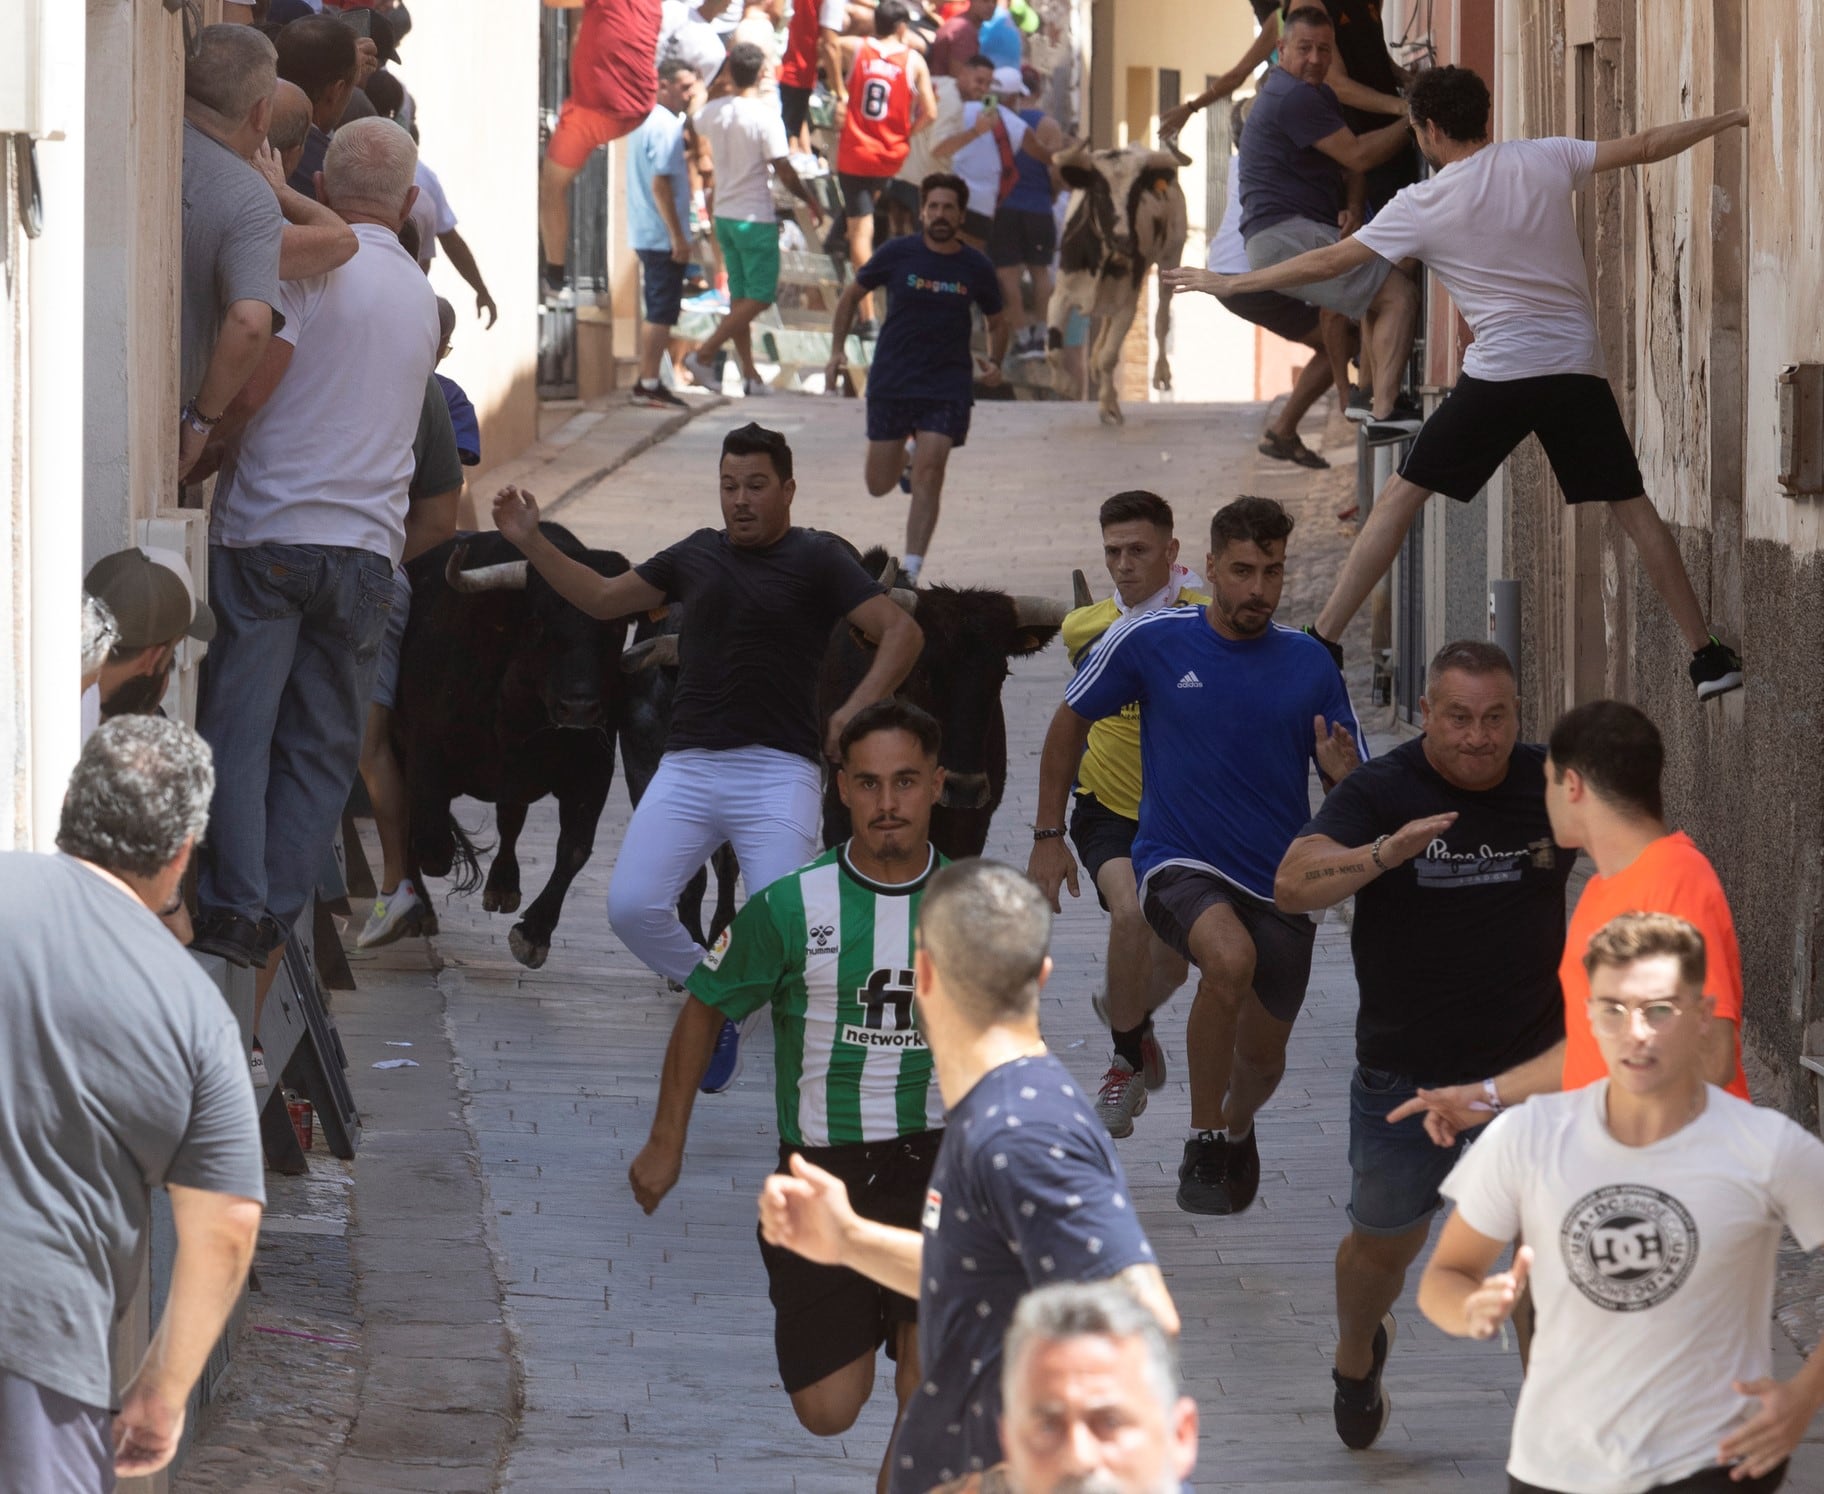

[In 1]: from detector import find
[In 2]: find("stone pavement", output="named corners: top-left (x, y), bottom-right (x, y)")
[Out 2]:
top-left (184, 388), bottom-right (1824, 1491)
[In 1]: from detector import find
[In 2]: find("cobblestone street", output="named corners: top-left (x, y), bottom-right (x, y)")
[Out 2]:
top-left (182, 392), bottom-right (1824, 1492)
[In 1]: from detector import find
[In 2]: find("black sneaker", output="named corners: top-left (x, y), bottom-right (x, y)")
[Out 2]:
top-left (630, 380), bottom-right (687, 410)
top-left (1332, 1313), bottom-right (1397, 1450)
top-left (1689, 636), bottom-right (1743, 701)
top-left (1223, 1124), bottom-right (1261, 1213)
top-left (1364, 395), bottom-right (1425, 443)
top-left (1303, 624), bottom-right (1345, 673)
top-left (1176, 1131), bottom-right (1231, 1214)
top-left (191, 910), bottom-right (262, 968)
top-left (1343, 384), bottom-right (1372, 422)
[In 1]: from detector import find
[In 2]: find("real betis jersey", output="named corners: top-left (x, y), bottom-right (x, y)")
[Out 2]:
top-left (687, 843), bottom-right (946, 1148)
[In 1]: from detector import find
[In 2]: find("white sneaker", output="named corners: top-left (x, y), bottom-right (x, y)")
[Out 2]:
top-left (683, 350), bottom-right (717, 390)
top-left (743, 376), bottom-right (775, 398)
top-left (357, 880), bottom-right (425, 949)
top-left (1094, 1056), bottom-right (1148, 1138)
top-left (250, 1046), bottom-right (271, 1090)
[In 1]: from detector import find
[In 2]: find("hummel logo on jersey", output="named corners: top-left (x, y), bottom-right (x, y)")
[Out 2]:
top-left (1177, 671), bottom-right (1203, 689)
top-left (806, 923), bottom-right (838, 956)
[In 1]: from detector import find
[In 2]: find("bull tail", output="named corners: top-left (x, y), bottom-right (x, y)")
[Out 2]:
top-left (445, 814), bottom-right (489, 896)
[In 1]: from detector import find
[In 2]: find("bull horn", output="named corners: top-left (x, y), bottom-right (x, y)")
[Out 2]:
top-left (1071, 569), bottom-right (1093, 609)
top-left (877, 556), bottom-right (899, 587)
top-left (887, 587), bottom-right (920, 615)
top-left (446, 551), bottom-right (529, 593)
top-left (1013, 595), bottom-right (1072, 628)
top-left (621, 634), bottom-right (680, 673)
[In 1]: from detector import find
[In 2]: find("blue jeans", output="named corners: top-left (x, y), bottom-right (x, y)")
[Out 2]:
top-left (1347, 1065), bottom-right (1487, 1236)
top-left (197, 542), bottom-right (394, 941)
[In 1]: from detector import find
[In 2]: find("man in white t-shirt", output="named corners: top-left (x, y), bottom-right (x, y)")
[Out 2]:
top-left (930, 58), bottom-right (1043, 250)
top-left (1166, 65), bottom-right (1748, 706)
top-left (1419, 911), bottom-right (1824, 1494)
top-left (192, 117), bottom-right (440, 987)
top-left (684, 41), bottom-right (824, 395)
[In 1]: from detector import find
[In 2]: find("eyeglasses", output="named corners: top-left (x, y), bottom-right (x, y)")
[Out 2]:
top-left (1586, 998), bottom-right (1689, 1035)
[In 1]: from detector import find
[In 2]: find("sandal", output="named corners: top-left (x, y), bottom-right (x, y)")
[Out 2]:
top-left (1258, 430), bottom-right (1329, 469)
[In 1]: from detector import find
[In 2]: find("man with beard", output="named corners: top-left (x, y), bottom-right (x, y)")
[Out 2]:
top-left (825, 171), bottom-right (1009, 586)
top-left (82, 548), bottom-right (217, 732)
top-left (1050, 497), bottom-right (1364, 1216)
top-left (628, 700), bottom-right (950, 1494)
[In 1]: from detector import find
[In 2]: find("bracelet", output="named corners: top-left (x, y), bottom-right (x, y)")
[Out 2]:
top-left (181, 402), bottom-right (220, 436)
top-left (1032, 827), bottom-right (1064, 842)
top-left (1369, 833), bottom-right (1390, 872)
top-left (1482, 1077), bottom-right (1504, 1113)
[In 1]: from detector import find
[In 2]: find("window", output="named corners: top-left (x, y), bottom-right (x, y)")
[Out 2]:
top-left (1158, 68), bottom-right (1181, 113)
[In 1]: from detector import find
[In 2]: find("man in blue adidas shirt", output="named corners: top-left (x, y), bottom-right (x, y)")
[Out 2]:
top-left (1047, 496), bottom-right (1364, 1215)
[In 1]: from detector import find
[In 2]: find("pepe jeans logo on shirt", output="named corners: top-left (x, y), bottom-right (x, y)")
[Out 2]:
top-left (806, 923), bottom-right (838, 957)
top-left (1412, 836), bottom-right (1555, 888)
top-left (1560, 1184), bottom-right (1699, 1312)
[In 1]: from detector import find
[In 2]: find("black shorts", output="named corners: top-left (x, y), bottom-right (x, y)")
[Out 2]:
top-left (962, 209), bottom-right (994, 243)
top-left (1068, 792), bottom-right (1137, 913)
top-left (635, 247), bottom-right (686, 327)
top-left (1400, 372), bottom-right (1647, 505)
top-left (866, 395), bottom-right (971, 447)
top-left (1141, 866), bottom-right (1316, 1023)
top-left (780, 83), bottom-right (812, 136)
top-left (757, 1131), bottom-right (942, 1393)
top-left (839, 172), bottom-right (892, 218)
top-left (1216, 288), bottom-right (1320, 345)
top-left (883, 178), bottom-right (921, 215)
top-left (1510, 1462), bottom-right (1787, 1494)
top-left (987, 207), bottom-right (1057, 269)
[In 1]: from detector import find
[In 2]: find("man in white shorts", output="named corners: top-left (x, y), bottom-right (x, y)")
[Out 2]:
top-left (1168, 64), bottom-right (1748, 705)
top-left (1419, 911), bottom-right (1824, 1494)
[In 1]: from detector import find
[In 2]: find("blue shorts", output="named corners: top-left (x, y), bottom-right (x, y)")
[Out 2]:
top-left (369, 572), bottom-right (413, 711)
top-left (1347, 1065), bottom-right (1486, 1236)
top-left (866, 396), bottom-right (971, 449)
top-left (636, 247), bottom-right (686, 328)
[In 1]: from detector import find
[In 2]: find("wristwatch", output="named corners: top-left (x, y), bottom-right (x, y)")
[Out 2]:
top-left (181, 401), bottom-right (220, 437)
top-left (1481, 1077), bottom-right (1504, 1113)
top-left (1032, 827), bottom-right (1064, 842)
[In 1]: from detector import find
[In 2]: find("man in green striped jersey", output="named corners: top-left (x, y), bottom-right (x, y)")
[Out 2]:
top-left (629, 699), bottom-right (948, 1490)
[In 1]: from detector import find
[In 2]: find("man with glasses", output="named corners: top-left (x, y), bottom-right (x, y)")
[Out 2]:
top-left (1418, 912), bottom-right (1824, 1494)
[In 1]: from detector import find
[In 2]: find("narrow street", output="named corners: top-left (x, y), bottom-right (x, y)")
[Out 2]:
top-left (182, 393), bottom-right (1824, 1492)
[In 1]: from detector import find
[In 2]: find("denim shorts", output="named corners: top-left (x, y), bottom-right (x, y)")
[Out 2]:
top-left (635, 247), bottom-right (687, 328)
top-left (1347, 1064), bottom-right (1486, 1236)
top-left (369, 572), bottom-right (413, 711)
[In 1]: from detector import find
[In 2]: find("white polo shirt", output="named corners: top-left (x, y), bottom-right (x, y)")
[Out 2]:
top-left (211, 223), bottom-right (438, 567)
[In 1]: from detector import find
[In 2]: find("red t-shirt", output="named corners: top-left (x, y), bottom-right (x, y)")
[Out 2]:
top-left (781, 0), bottom-right (847, 90)
top-left (837, 38), bottom-right (916, 175)
top-left (1558, 832), bottom-right (1749, 1099)
top-left (571, 0), bottom-right (663, 117)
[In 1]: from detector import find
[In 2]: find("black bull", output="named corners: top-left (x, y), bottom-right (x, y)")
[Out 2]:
top-left (392, 525), bottom-right (629, 970)
top-left (817, 552), bottom-right (1069, 857)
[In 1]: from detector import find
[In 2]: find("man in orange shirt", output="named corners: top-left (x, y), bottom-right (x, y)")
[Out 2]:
top-left (1392, 699), bottom-right (1744, 1144)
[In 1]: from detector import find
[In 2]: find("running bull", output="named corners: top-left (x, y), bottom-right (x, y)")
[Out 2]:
top-left (1048, 141), bottom-right (1191, 426)
top-left (392, 525), bottom-right (628, 970)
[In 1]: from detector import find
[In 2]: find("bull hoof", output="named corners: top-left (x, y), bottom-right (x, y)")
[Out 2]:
top-left (1099, 406), bottom-right (1125, 426)
top-left (508, 924), bottom-right (550, 969)
top-left (482, 885), bottom-right (522, 914)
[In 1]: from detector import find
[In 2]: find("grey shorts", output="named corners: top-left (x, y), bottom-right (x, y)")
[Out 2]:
top-left (1245, 217), bottom-right (1393, 321)
top-left (0, 1369), bottom-right (112, 1494)
top-left (370, 571), bottom-right (413, 711)
top-left (1140, 865), bottom-right (1316, 1023)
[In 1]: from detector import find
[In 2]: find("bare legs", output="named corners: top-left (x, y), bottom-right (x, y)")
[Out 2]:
top-left (637, 319), bottom-right (675, 385)
top-left (903, 432), bottom-right (953, 562)
top-left (787, 1323), bottom-right (920, 1494)
top-left (1361, 269), bottom-right (1418, 420)
top-left (1609, 495), bottom-right (1711, 650)
top-left (357, 703), bottom-right (409, 895)
top-left (1335, 1224), bottom-right (1429, 1379)
top-left (538, 156), bottom-right (581, 278)
top-left (692, 297), bottom-right (773, 383)
top-left (1183, 904), bottom-right (1292, 1136)
top-left (1094, 857), bottom-right (1187, 1034)
top-left (1265, 348), bottom-right (1338, 446)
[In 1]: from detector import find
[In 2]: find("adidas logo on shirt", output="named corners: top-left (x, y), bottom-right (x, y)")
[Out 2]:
top-left (1177, 671), bottom-right (1203, 689)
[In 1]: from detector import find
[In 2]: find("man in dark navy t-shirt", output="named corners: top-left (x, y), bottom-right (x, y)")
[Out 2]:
top-left (492, 423), bottom-right (924, 1086)
top-left (825, 172), bottom-right (1010, 585)
top-left (759, 860), bottom-right (1175, 1492)
top-left (1275, 639), bottom-right (1570, 1453)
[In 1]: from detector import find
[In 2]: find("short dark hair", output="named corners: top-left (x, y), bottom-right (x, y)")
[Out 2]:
top-left (726, 40), bottom-right (766, 90)
top-left (658, 56), bottom-right (697, 85)
top-left (398, 216), bottom-right (422, 261)
top-left (1099, 490), bottom-right (1174, 534)
top-left (918, 860), bottom-right (1051, 1025)
top-left (57, 717), bottom-right (215, 879)
top-left (839, 698), bottom-right (942, 763)
top-left (965, 53), bottom-right (996, 72)
top-left (1426, 638), bottom-right (1515, 693)
top-left (1209, 496), bottom-right (1293, 555)
top-left (721, 422), bottom-right (794, 482)
top-left (1548, 699), bottom-right (1665, 821)
top-left (875, 0), bottom-right (911, 36)
top-left (1408, 65), bottom-right (1491, 143)
top-left (1282, 5), bottom-right (1335, 34)
top-left (277, 14), bottom-right (359, 105)
top-left (1583, 911), bottom-right (1707, 991)
top-left (920, 171), bottom-right (970, 211)
top-left (363, 67), bottom-right (404, 118)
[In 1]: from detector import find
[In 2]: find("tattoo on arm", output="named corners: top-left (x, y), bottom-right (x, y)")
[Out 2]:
top-left (1301, 861), bottom-right (1367, 882)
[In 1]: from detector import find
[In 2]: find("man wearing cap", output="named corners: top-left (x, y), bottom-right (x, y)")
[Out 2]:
top-left (81, 549), bottom-right (217, 739)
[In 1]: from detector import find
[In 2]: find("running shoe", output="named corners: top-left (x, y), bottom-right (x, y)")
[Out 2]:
top-left (1090, 991), bottom-right (1168, 1090)
top-left (1364, 395), bottom-right (1425, 444)
top-left (250, 1044), bottom-right (271, 1090)
top-left (1303, 624), bottom-right (1345, 673)
top-left (742, 376), bottom-right (775, 398)
top-left (1689, 636), bottom-right (1744, 701)
top-left (1258, 430), bottom-right (1329, 469)
top-left (700, 1018), bottom-right (743, 1093)
top-left (1223, 1124), bottom-right (1262, 1213)
top-left (1332, 1313), bottom-right (1397, 1450)
top-left (357, 880), bottom-right (425, 949)
top-left (1176, 1131), bottom-right (1230, 1214)
top-left (1094, 1057), bottom-right (1149, 1139)
top-left (1343, 384), bottom-right (1372, 422)
top-left (682, 349), bottom-right (719, 391)
top-left (630, 380), bottom-right (688, 410)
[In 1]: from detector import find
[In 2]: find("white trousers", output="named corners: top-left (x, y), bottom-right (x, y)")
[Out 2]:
top-left (607, 746), bottom-right (824, 983)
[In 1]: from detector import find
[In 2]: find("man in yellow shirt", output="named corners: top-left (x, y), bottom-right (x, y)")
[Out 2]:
top-left (1028, 491), bottom-right (1209, 1136)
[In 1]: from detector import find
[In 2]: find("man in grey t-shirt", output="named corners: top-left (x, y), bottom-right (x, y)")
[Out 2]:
top-left (0, 719), bottom-right (264, 1493)
top-left (181, 25), bottom-right (285, 480)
